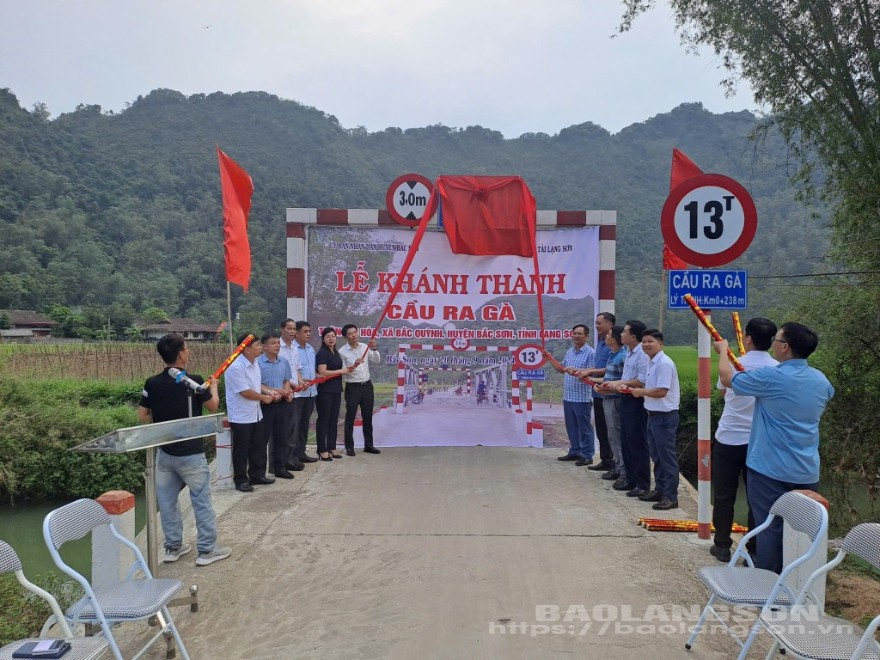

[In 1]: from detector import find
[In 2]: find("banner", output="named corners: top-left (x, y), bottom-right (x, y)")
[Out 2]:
top-left (306, 226), bottom-right (600, 447)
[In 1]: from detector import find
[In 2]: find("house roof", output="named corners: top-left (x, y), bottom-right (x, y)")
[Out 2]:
top-left (0, 309), bottom-right (58, 327)
top-left (140, 317), bottom-right (222, 333)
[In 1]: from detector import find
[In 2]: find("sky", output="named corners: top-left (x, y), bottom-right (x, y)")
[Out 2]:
top-left (0, 0), bottom-right (757, 138)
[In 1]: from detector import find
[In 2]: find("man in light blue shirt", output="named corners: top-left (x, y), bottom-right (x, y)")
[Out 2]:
top-left (291, 321), bottom-right (318, 464)
top-left (545, 324), bottom-right (596, 465)
top-left (716, 322), bottom-right (834, 573)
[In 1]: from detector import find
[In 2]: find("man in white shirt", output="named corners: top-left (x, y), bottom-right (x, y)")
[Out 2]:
top-left (631, 329), bottom-right (680, 511)
top-left (279, 319), bottom-right (304, 470)
top-left (709, 318), bottom-right (778, 563)
top-left (225, 334), bottom-right (276, 492)
top-left (338, 324), bottom-right (381, 456)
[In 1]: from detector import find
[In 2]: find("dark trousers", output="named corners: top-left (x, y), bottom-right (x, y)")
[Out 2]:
top-left (315, 391), bottom-right (342, 453)
top-left (646, 410), bottom-right (680, 500)
top-left (230, 420), bottom-right (267, 485)
top-left (747, 468), bottom-right (819, 574)
top-left (619, 396), bottom-right (650, 490)
top-left (712, 441), bottom-right (756, 553)
top-left (262, 401), bottom-right (293, 473)
top-left (593, 397), bottom-right (613, 464)
top-left (290, 396), bottom-right (316, 460)
top-left (344, 381), bottom-right (375, 450)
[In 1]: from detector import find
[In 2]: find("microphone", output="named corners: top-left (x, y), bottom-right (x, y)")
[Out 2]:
top-left (168, 368), bottom-right (208, 393)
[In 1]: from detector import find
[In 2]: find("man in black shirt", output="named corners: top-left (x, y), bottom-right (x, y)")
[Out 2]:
top-left (138, 334), bottom-right (231, 566)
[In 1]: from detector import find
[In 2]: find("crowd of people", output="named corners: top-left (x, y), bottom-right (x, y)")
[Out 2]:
top-left (138, 320), bottom-right (382, 567)
top-left (140, 311), bottom-right (833, 574)
top-left (545, 312), bottom-right (834, 573)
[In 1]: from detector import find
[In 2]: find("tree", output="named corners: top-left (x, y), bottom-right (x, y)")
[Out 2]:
top-left (0, 312), bottom-right (9, 330)
top-left (619, 0), bottom-right (880, 527)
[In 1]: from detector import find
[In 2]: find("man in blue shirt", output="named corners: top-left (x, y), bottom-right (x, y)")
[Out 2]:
top-left (716, 322), bottom-right (834, 573)
top-left (291, 321), bottom-right (319, 464)
top-left (545, 324), bottom-right (596, 465)
top-left (258, 333), bottom-right (295, 479)
top-left (586, 312), bottom-right (617, 473)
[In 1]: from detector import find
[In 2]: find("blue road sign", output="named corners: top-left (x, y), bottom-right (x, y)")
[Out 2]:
top-left (516, 369), bottom-right (546, 381)
top-left (668, 270), bottom-right (748, 309)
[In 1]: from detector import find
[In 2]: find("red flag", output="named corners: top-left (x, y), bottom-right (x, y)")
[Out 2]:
top-left (663, 148), bottom-right (703, 270)
top-left (437, 176), bottom-right (536, 257)
top-left (217, 147), bottom-right (254, 291)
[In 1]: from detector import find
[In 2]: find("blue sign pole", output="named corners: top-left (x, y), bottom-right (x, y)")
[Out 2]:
top-left (667, 270), bottom-right (748, 310)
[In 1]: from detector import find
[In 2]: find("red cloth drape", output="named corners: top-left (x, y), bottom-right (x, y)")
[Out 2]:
top-left (218, 147), bottom-right (254, 291)
top-left (663, 148), bottom-right (703, 270)
top-left (437, 176), bottom-right (536, 257)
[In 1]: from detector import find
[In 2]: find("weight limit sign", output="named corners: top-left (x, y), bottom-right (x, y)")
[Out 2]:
top-left (661, 173), bottom-right (757, 268)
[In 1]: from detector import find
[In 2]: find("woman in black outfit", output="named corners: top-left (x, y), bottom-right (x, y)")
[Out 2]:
top-left (315, 327), bottom-right (350, 460)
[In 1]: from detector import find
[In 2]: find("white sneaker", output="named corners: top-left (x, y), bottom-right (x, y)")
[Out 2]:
top-left (163, 543), bottom-right (192, 563)
top-left (195, 546), bottom-right (231, 566)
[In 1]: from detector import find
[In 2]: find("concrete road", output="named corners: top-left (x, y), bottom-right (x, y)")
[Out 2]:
top-left (124, 448), bottom-right (765, 659)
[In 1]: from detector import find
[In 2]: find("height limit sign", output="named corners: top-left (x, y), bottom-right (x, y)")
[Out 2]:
top-left (386, 173), bottom-right (434, 227)
top-left (661, 173), bottom-right (757, 268)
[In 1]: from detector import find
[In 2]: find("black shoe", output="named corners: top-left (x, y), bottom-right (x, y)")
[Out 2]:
top-left (286, 463), bottom-right (305, 471)
top-left (363, 447), bottom-right (381, 454)
top-left (274, 469), bottom-right (295, 479)
top-left (601, 470), bottom-right (621, 481)
top-left (251, 476), bottom-right (276, 485)
top-left (346, 449), bottom-right (356, 457)
top-left (709, 544), bottom-right (732, 563)
top-left (587, 461), bottom-right (613, 471)
top-left (330, 452), bottom-right (343, 459)
top-left (319, 454), bottom-right (333, 461)
top-left (557, 454), bottom-right (580, 461)
top-left (652, 497), bottom-right (679, 511)
top-left (626, 488), bottom-right (647, 498)
top-left (574, 458), bottom-right (593, 467)
top-left (235, 483), bottom-right (253, 493)
top-left (612, 479), bottom-right (634, 491)
top-left (638, 489), bottom-right (662, 502)
top-left (300, 455), bottom-right (318, 463)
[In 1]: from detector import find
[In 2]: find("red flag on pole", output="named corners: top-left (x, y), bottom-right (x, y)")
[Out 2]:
top-left (217, 147), bottom-right (254, 291)
top-left (663, 148), bottom-right (703, 270)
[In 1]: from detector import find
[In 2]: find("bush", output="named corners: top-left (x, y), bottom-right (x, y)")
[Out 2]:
top-left (0, 572), bottom-right (82, 646)
top-left (0, 377), bottom-right (144, 502)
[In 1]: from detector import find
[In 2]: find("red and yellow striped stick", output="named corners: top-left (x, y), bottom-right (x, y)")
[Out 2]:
top-left (636, 518), bottom-right (748, 533)
top-left (683, 294), bottom-right (745, 372)
top-left (732, 312), bottom-right (746, 356)
top-left (209, 334), bottom-right (255, 382)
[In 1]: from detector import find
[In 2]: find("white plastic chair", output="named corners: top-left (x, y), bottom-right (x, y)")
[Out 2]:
top-left (685, 490), bottom-right (829, 659)
top-left (43, 499), bottom-right (190, 660)
top-left (0, 539), bottom-right (109, 660)
top-left (759, 522), bottom-right (880, 659)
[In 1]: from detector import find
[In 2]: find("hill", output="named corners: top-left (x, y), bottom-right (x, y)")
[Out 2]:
top-left (0, 88), bottom-right (828, 342)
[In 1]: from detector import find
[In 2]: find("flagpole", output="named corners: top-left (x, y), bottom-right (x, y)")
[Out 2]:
top-left (659, 269), bottom-right (666, 332)
top-left (226, 281), bottom-right (234, 352)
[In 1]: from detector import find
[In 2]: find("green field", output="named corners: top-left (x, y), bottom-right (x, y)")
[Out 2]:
top-left (665, 345), bottom-right (719, 381)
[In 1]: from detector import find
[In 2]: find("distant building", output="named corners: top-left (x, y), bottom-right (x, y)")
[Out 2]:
top-left (0, 309), bottom-right (58, 341)
top-left (140, 318), bottom-right (223, 342)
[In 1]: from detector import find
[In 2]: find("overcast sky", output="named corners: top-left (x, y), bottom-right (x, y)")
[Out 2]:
top-left (1, 0), bottom-right (757, 138)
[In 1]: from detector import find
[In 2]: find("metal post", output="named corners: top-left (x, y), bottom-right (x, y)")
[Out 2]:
top-left (144, 446), bottom-right (160, 575)
top-left (696, 313), bottom-right (712, 540)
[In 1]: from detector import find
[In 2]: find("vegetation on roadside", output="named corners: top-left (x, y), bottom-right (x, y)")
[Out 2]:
top-left (0, 377), bottom-right (143, 502)
top-left (0, 572), bottom-right (81, 647)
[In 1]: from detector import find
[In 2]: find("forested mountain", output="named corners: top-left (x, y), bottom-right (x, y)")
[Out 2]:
top-left (0, 88), bottom-right (828, 342)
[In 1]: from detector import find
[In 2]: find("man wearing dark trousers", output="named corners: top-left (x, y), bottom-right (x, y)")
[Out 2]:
top-left (606, 320), bottom-right (650, 497)
top-left (291, 321), bottom-right (318, 464)
top-left (225, 334), bottom-right (276, 492)
top-left (257, 333), bottom-right (295, 479)
top-left (585, 312), bottom-right (617, 473)
top-left (709, 317), bottom-right (778, 563)
top-left (631, 329), bottom-right (681, 511)
top-left (716, 322), bottom-right (834, 573)
top-left (339, 324), bottom-right (381, 456)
